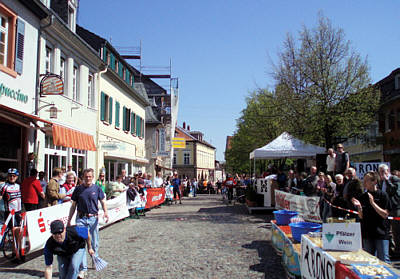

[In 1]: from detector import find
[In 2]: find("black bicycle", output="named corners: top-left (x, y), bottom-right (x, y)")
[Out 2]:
top-left (1, 226), bottom-right (15, 259)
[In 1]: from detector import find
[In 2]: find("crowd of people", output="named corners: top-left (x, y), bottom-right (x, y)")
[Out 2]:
top-left (0, 163), bottom-right (195, 278)
top-left (265, 144), bottom-right (400, 263)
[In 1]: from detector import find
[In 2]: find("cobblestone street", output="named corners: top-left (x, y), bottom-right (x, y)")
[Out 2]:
top-left (0, 194), bottom-right (285, 279)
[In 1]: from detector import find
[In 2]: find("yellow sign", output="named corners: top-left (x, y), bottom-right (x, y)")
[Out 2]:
top-left (172, 137), bottom-right (186, 149)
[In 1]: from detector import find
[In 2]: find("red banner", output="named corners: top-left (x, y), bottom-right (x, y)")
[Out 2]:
top-left (145, 188), bottom-right (166, 209)
top-left (335, 262), bottom-right (359, 279)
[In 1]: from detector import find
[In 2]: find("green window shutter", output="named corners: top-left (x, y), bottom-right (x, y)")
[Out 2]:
top-left (109, 97), bottom-right (113, 124)
top-left (136, 115), bottom-right (140, 136)
top-left (123, 106), bottom-right (126, 130)
top-left (126, 71), bottom-right (130, 84)
top-left (115, 102), bottom-right (120, 127)
top-left (100, 92), bottom-right (106, 121)
top-left (103, 47), bottom-right (107, 63)
top-left (132, 113), bottom-right (136, 136)
top-left (119, 62), bottom-right (123, 77)
top-left (110, 53), bottom-right (115, 70)
top-left (130, 112), bottom-right (134, 134)
top-left (141, 117), bottom-right (144, 138)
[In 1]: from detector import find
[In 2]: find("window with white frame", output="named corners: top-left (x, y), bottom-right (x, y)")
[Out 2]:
top-left (173, 153), bottom-right (177, 165)
top-left (45, 46), bottom-right (52, 73)
top-left (88, 73), bottom-right (95, 108)
top-left (0, 14), bottom-right (8, 66)
top-left (72, 65), bottom-right (79, 101)
top-left (184, 153), bottom-right (190, 165)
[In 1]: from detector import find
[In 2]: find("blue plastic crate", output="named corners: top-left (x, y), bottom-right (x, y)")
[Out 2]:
top-left (273, 210), bottom-right (298, 225)
top-left (289, 222), bottom-right (322, 242)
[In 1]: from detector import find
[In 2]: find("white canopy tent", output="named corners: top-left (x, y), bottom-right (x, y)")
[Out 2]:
top-left (249, 132), bottom-right (325, 175)
top-left (250, 132), bottom-right (325, 159)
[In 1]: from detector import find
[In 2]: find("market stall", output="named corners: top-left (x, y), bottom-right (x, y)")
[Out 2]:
top-left (270, 191), bottom-right (400, 279)
top-left (249, 132), bottom-right (325, 208)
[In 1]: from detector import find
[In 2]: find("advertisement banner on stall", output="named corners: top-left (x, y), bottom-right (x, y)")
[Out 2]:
top-left (353, 162), bottom-right (390, 180)
top-left (26, 193), bottom-right (129, 253)
top-left (301, 235), bottom-right (336, 279)
top-left (322, 223), bottom-right (362, 251)
top-left (145, 188), bottom-right (166, 209)
top-left (275, 190), bottom-right (322, 223)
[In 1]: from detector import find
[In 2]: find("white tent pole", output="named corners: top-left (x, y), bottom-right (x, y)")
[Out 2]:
top-left (254, 158), bottom-right (256, 177)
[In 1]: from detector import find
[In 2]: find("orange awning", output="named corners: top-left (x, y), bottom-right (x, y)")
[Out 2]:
top-left (52, 124), bottom-right (97, 151)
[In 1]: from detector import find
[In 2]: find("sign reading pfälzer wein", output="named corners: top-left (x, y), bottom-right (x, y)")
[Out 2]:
top-left (322, 222), bottom-right (361, 251)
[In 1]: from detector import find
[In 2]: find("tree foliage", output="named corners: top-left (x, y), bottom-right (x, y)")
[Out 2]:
top-left (272, 14), bottom-right (380, 148)
top-left (225, 89), bottom-right (283, 173)
top-left (226, 14), bottom-right (381, 174)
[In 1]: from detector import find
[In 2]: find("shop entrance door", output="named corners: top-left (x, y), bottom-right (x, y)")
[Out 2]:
top-left (0, 122), bottom-right (21, 173)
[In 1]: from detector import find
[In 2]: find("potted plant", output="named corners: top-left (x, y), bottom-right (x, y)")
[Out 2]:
top-left (245, 185), bottom-right (258, 207)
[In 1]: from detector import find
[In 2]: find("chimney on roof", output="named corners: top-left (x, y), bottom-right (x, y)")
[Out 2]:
top-left (183, 122), bottom-right (186, 129)
top-left (187, 125), bottom-right (190, 131)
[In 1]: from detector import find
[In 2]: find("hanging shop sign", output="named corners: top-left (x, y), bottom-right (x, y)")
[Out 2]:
top-left (172, 137), bottom-right (186, 149)
top-left (40, 74), bottom-right (64, 96)
top-left (159, 128), bottom-right (166, 152)
top-left (0, 83), bottom-right (28, 103)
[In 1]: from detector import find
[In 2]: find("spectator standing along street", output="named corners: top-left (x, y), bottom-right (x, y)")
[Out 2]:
top-left (21, 168), bottom-right (45, 211)
top-left (153, 172), bottom-right (164, 188)
top-left (326, 148), bottom-right (336, 178)
top-left (38, 171), bottom-right (47, 208)
top-left (44, 220), bottom-right (94, 279)
top-left (352, 171), bottom-right (392, 263)
top-left (45, 168), bottom-right (66, 207)
top-left (95, 172), bottom-right (106, 195)
top-left (67, 168), bottom-right (109, 278)
top-left (121, 169), bottom-right (130, 186)
top-left (172, 172), bottom-right (182, 204)
top-left (378, 163), bottom-right (400, 257)
top-left (334, 144), bottom-right (349, 175)
top-left (66, 164), bottom-right (78, 185)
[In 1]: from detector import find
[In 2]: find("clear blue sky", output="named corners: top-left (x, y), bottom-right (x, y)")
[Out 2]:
top-left (78, 0), bottom-right (400, 161)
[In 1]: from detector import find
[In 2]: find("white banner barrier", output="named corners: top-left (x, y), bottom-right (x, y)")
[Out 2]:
top-left (274, 190), bottom-right (322, 223)
top-left (26, 193), bottom-right (129, 253)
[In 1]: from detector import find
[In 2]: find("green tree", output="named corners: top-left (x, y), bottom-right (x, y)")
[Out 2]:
top-left (226, 89), bottom-right (283, 173)
top-left (272, 14), bottom-right (380, 148)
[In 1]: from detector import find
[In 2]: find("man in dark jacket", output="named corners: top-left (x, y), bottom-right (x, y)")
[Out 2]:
top-left (379, 164), bottom-right (400, 257)
top-left (44, 220), bottom-right (94, 279)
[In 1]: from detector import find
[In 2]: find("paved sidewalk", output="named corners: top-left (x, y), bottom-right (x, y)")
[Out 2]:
top-left (0, 194), bottom-right (285, 279)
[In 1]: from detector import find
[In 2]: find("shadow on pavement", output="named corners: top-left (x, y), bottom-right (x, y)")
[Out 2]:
top-left (0, 267), bottom-right (48, 277)
top-left (242, 240), bottom-right (285, 279)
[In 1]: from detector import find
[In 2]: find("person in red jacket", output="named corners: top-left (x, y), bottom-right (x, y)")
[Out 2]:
top-left (21, 168), bottom-right (45, 211)
top-left (223, 174), bottom-right (237, 203)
